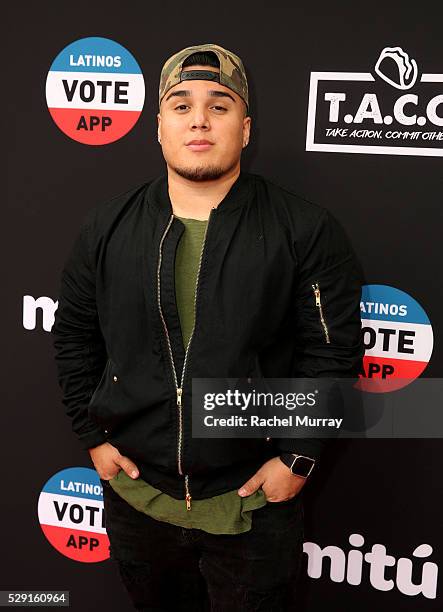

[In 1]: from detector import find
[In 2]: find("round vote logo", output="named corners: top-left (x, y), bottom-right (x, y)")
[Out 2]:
top-left (45, 36), bottom-right (145, 145)
top-left (38, 467), bottom-right (110, 562)
top-left (358, 284), bottom-right (433, 393)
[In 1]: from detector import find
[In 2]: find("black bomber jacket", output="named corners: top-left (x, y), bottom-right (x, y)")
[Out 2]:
top-left (51, 171), bottom-right (365, 506)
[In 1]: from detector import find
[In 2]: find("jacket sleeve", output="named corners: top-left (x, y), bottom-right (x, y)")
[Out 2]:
top-left (51, 212), bottom-right (109, 451)
top-left (274, 207), bottom-right (365, 462)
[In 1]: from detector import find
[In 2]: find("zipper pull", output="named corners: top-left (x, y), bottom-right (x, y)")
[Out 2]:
top-left (312, 283), bottom-right (321, 306)
top-left (185, 474), bottom-right (192, 510)
top-left (185, 493), bottom-right (192, 511)
top-left (176, 387), bottom-right (182, 407)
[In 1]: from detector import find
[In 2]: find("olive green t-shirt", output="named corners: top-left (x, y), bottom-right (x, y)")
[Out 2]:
top-left (109, 215), bottom-right (267, 534)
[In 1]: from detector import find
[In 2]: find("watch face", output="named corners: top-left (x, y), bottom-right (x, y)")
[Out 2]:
top-left (291, 456), bottom-right (314, 477)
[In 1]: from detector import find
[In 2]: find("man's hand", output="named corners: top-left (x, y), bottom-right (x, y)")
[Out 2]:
top-left (237, 456), bottom-right (307, 502)
top-left (88, 441), bottom-right (139, 481)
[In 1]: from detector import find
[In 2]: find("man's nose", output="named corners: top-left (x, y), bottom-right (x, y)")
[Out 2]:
top-left (189, 107), bottom-right (210, 130)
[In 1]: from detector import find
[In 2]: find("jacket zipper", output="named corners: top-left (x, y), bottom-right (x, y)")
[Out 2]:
top-left (156, 209), bottom-right (215, 510)
top-left (312, 282), bottom-right (331, 344)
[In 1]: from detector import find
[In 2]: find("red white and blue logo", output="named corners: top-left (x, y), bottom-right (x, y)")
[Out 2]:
top-left (46, 36), bottom-right (145, 145)
top-left (38, 467), bottom-right (110, 562)
top-left (358, 284), bottom-right (433, 392)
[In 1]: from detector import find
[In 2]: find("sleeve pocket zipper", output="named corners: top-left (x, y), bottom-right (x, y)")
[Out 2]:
top-left (312, 282), bottom-right (331, 344)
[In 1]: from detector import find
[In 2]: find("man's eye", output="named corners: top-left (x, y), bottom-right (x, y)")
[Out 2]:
top-left (173, 104), bottom-right (227, 112)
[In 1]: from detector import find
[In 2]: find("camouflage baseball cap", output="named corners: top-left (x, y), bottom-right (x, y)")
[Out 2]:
top-left (158, 43), bottom-right (249, 112)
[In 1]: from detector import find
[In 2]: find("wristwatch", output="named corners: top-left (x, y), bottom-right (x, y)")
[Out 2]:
top-left (279, 453), bottom-right (316, 478)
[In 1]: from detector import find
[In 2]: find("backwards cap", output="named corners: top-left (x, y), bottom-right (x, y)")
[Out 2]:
top-left (158, 43), bottom-right (249, 112)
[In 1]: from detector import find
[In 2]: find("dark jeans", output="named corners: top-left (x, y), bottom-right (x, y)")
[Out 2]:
top-left (101, 478), bottom-right (305, 612)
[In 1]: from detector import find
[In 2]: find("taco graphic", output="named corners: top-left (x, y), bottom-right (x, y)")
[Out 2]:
top-left (374, 47), bottom-right (418, 90)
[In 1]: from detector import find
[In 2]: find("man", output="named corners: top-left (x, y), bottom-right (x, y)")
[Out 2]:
top-left (52, 43), bottom-right (364, 611)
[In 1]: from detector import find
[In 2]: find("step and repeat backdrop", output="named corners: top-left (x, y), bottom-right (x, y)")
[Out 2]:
top-left (4, 1), bottom-right (442, 610)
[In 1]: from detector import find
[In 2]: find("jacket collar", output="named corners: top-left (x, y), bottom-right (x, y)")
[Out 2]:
top-left (146, 170), bottom-right (253, 217)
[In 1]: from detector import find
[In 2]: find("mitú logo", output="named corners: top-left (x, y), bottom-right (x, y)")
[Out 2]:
top-left (303, 533), bottom-right (438, 599)
top-left (357, 284), bottom-right (433, 393)
top-left (22, 295), bottom-right (57, 332)
top-left (46, 36), bottom-right (145, 145)
top-left (38, 467), bottom-right (110, 562)
top-left (306, 46), bottom-right (443, 156)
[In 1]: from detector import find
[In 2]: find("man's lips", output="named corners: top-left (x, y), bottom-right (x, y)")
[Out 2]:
top-left (186, 139), bottom-right (214, 152)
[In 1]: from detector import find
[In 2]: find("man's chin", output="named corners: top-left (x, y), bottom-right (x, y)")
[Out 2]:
top-left (170, 163), bottom-right (233, 182)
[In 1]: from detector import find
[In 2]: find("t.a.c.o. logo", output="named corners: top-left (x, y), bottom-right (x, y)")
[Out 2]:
top-left (46, 36), bottom-right (145, 145)
top-left (38, 467), bottom-right (109, 562)
top-left (358, 284), bottom-right (433, 392)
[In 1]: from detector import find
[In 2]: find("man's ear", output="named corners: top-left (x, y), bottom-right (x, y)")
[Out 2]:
top-left (242, 115), bottom-right (251, 148)
top-left (157, 113), bottom-right (161, 144)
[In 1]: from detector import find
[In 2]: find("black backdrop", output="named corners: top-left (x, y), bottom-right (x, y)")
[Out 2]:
top-left (4, 1), bottom-right (442, 610)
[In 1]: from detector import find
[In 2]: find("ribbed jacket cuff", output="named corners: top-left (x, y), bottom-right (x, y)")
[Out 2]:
top-left (78, 428), bottom-right (108, 450)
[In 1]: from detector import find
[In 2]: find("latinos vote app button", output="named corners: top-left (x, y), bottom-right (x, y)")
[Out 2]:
top-left (358, 284), bottom-right (433, 393)
top-left (38, 467), bottom-right (110, 562)
top-left (46, 36), bottom-right (145, 145)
